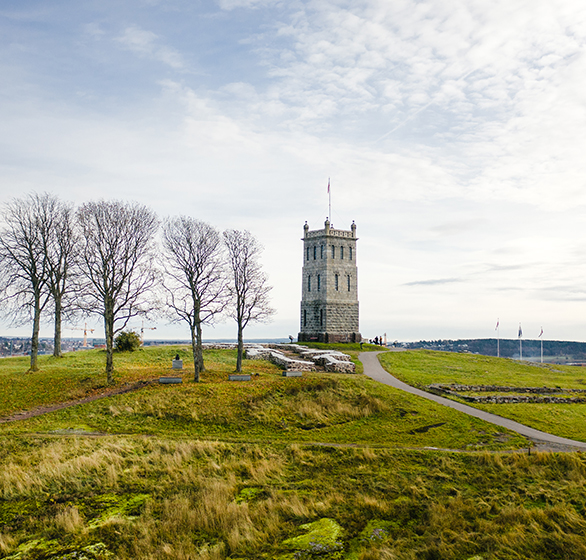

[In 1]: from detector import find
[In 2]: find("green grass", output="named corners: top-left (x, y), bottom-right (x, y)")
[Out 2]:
top-left (2, 345), bottom-right (586, 559)
top-left (379, 349), bottom-right (586, 442)
top-left (1, 436), bottom-right (586, 559)
top-left (0, 347), bottom-right (526, 451)
top-left (378, 349), bottom-right (586, 389)
top-left (0, 346), bottom-right (279, 418)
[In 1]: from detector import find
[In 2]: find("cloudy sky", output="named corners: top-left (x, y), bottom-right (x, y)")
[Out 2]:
top-left (2, 0), bottom-right (586, 343)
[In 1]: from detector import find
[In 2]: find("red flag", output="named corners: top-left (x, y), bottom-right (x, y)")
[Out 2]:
top-left (327, 178), bottom-right (330, 193)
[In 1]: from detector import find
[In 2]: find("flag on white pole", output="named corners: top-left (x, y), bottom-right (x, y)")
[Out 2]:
top-left (495, 319), bottom-right (499, 330)
top-left (539, 327), bottom-right (543, 338)
top-left (518, 324), bottom-right (523, 338)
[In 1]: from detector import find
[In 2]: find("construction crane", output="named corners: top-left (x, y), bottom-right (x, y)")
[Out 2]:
top-left (67, 323), bottom-right (95, 347)
top-left (139, 321), bottom-right (157, 345)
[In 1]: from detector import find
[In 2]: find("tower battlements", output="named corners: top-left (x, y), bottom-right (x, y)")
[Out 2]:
top-left (298, 219), bottom-right (361, 344)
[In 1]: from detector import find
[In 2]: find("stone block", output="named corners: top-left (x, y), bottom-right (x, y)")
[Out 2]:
top-left (159, 377), bottom-right (183, 384)
top-left (229, 374), bottom-right (251, 381)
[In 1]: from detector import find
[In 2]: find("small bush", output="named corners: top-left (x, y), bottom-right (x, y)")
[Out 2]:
top-left (114, 331), bottom-right (141, 352)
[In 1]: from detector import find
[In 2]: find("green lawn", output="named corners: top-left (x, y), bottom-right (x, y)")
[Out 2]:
top-left (379, 349), bottom-right (586, 442)
top-left (2, 345), bottom-right (586, 559)
top-left (0, 348), bottom-right (526, 451)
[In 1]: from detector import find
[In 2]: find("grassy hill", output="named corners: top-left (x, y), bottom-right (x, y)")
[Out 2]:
top-left (379, 350), bottom-right (586, 443)
top-left (1, 346), bottom-right (586, 559)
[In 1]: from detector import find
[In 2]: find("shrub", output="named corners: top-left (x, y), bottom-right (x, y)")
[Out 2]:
top-left (114, 331), bottom-right (141, 352)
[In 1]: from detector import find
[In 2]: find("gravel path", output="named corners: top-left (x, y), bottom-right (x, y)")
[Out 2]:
top-left (359, 351), bottom-right (586, 452)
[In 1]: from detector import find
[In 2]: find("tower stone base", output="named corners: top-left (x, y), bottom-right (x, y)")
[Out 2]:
top-left (297, 331), bottom-right (362, 344)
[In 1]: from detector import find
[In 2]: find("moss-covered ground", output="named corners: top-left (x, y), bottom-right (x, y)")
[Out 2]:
top-left (1, 346), bottom-right (585, 559)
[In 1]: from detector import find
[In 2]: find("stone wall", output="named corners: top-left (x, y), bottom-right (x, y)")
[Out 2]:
top-left (245, 343), bottom-right (355, 373)
top-left (427, 383), bottom-right (586, 404)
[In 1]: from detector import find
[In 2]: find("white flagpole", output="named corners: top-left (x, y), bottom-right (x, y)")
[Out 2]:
top-left (495, 319), bottom-right (500, 358)
top-left (328, 178), bottom-right (331, 222)
top-left (519, 323), bottom-right (523, 361)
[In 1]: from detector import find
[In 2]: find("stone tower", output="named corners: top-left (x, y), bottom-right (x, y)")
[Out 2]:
top-left (298, 219), bottom-right (361, 343)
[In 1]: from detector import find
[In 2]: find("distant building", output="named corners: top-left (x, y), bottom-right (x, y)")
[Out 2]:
top-left (298, 219), bottom-right (361, 343)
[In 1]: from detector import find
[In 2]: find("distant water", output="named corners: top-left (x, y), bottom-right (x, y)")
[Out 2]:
top-left (144, 338), bottom-right (291, 345)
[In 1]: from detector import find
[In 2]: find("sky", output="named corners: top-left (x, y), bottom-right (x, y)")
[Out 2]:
top-left (2, 0), bottom-right (586, 343)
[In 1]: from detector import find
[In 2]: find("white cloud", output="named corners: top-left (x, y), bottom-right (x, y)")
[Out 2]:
top-left (116, 24), bottom-right (185, 69)
top-left (3, 0), bottom-right (586, 341)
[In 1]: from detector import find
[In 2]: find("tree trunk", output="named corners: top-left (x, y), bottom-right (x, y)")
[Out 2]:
top-left (195, 321), bottom-right (204, 379)
top-left (30, 293), bottom-right (41, 372)
top-left (104, 304), bottom-right (114, 384)
top-left (53, 295), bottom-right (62, 357)
top-left (236, 322), bottom-right (244, 373)
top-left (190, 323), bottom-right (199, 383)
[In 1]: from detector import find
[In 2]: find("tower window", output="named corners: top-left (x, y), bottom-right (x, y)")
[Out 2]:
top-left (335, 274), bottom-right (339, 291)
top-left (340, 246), bottom-right (344, 259)
top-left (304, 309), bottom-right (307, 327)
top-left (313, 246), bottom-right (317, 260)
top-left (320, 309), bottom-right (323, 326)
top-left (306, 247), bottom-right (309, 261)
top-left (308, 275), bottom-right (311, 292)
top-left (347, 275), bottom-right (351, 292)
top-left (331, 246), bottom-right (335, 259)
top-left (317, 275), bottom-right (321, 291)
top-left (349, 247), bottom-right (353, 260)
top-left (320, 245), bottom-right (324, 259)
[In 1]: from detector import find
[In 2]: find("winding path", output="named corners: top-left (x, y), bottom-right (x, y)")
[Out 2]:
top-left (359, 351), bottom-right (586, 451)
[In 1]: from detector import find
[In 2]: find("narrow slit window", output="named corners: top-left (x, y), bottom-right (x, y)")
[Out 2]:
top-left (331, 245), bottom-right (335, 259)
top-left (313, 246), bottom-right (317, 260)
top-left (320, 309), bottom-right (323, 326)
top-left (349, 247), bottom-right (353, 260)
top-left (347, 275), bottom-right (351, 292)
top-left (340, 246), bottom-right (344, 259)
top-left (308, 275), bottom-right (311, 292)
top-left (335, 274), bottom-right (339, 291)
top-left (304, 309), bottom-right (307, 327)
top-left (306, 247), bottom-right (310, 261)
top-left (317, 275), bottom-right (321, 291)
top-left (320, 245), bottom-right (324, 259)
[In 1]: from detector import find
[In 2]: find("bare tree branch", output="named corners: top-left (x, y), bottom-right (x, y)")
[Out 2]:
top-left (161, 216), bottom-right (228, 381)
top-left (0, 193), bottom-right (56, 371)
top-left (77, 200), bottom-right (159, 383)
top-left (223, 229), bottom-right (274, 373)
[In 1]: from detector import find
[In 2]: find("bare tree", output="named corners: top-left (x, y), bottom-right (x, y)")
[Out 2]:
top-left (38, 197), bottom-right (78, 357)
top-left (0, 193), bottom-right (54, 371)
top-left (161, 216), bottom-right (228, 382)
top-left (77, 200), bottom-right (159, 383)
top-left (223, 229), bottom-right (274, 373)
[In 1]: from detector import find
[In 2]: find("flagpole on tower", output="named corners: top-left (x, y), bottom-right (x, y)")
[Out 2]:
top-left (328, 178), bottom-right (331, 222)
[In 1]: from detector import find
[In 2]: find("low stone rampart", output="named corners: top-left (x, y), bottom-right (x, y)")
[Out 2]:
top-left (427, 384), bottom-right (586, 404)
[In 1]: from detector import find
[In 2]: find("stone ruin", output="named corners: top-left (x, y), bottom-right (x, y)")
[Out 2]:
top-left (244, 343), bottom-right (356, 373)
top-left (427, 383), bottom-right (586, 404)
